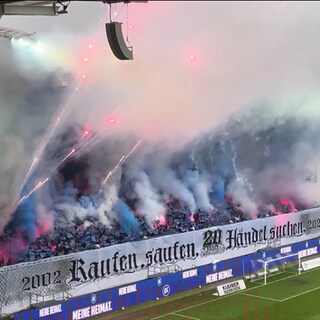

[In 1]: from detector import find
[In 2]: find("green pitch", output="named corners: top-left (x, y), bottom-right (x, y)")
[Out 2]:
top-left (101, 264), bottom-right (320, 320)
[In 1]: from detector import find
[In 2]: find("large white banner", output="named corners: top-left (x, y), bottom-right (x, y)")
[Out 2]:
top-left (1, 207), bottom-right (320, 314)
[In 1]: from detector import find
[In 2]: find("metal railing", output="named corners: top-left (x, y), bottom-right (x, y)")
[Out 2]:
top-left (148, 264), bottom-right (182, 277)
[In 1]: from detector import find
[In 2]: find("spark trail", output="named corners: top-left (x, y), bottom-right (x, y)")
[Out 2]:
top-left (74, 107), bottom-right (121, 158)
top-left (99, 140), bottom-right (142, 193)
top-left (15, 139), bottom-right (141, 207)
top-left (13, 85), bottom-right (81, 213)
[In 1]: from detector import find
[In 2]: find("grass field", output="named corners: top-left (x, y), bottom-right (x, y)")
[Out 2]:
top-left (100, 263), bottom-right (320, 320)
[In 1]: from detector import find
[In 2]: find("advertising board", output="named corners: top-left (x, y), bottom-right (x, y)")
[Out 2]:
top-left (14, 236), bottom-right (320, 320)
top-left (3, 207), bottom-right (320, 316)
top-left (302, 257), bottom-right (320, 271)
top-left (217, 279), bottom-right (246, 296)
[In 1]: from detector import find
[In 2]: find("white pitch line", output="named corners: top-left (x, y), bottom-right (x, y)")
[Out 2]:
top-left (238, 292), bottom-right (282, 302)
top-left (171, 313), bottom-right (200, 320)
top-left (280, 285), bottom-right (320, 302)
top-left (150, 266), bottom-right (320, 320)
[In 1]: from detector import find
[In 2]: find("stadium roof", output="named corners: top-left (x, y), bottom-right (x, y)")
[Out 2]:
top-left (0, 0), bottom-right (147, 18)
top-left (0, 1), bottom-right (60, 16)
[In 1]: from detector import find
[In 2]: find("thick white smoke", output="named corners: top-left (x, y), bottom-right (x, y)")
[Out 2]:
top-left (150, 167), bottom-right (197, 213)
top-left (226, 179), bottom-right (258, 218)
top-left (2, 1), bottom-right (320, 250)
top-left (96, 184), bottom-right (119, 227)
top-left (181, 168), bottom-right (213, 213)
top-left (122, 164), bottom-right (165, 227)
top-left (0, 39), bottom-right (65, 233)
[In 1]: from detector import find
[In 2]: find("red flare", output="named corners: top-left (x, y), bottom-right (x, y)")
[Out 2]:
top-left (159, 216), bottom-right (167, 225)
top-left (280, 199), bottom-right (296, 212)
top-left (106, 115), bottom-right (120, 126)
top-left (225, 194), bottom-right (233, 204)
top-left (134, 210), bottom-right (141, 217)
top-left (165, 197), bottom-right (173, 203)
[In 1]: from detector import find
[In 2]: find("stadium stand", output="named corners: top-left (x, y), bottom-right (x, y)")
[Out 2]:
top-left (0, 195), bottom-right (303, 266)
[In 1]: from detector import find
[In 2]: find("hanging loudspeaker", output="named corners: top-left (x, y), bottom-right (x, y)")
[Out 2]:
top-left (105, 22), bottom-right (133, 60)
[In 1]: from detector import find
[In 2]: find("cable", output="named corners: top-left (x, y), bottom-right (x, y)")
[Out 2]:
top-left (125, 2), bottom-right (133, 49)
top-left (126, 2), bottom-right (129, 42)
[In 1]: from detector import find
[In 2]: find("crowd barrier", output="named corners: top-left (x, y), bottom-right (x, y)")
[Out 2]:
top-left (14, 236), bottom-right (320, 320)
top-left (3, 207), bottom-right (320, 317)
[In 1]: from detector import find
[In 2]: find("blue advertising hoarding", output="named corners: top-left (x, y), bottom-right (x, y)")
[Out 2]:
top-left (14, 237), bottom-right (320, 320)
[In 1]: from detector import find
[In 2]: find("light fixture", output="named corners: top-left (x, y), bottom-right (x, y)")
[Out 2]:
top-left (57, 0), bottom-right (70, 15)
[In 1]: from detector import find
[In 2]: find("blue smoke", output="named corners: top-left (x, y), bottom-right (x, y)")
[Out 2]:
top-left (79, 196), bottom-right (92, 209)
top-left (90, 194), bottom-right (103, 208)
top-left (211, 176), bottom-right (226, 205)
top-left (114, 199), bottom-right (140, 236)
top-left (14, 182), bottom-right (37, 243)
top-left (59, 180), bottom-right (78, 204)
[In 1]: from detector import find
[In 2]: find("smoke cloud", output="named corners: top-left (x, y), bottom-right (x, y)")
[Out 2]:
top-left (1, 2), bottom-right (320, 260)
top-left (0, 39), bottom-right (66, 233)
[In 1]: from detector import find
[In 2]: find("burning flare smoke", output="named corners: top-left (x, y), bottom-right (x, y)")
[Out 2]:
top-left (2, 1), bottom-right (320, 263)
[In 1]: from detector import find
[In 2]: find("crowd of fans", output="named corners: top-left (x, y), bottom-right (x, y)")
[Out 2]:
top-left (0, 198), bottom-right (298, 266)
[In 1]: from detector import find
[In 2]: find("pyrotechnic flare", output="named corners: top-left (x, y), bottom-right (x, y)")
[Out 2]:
top-left (74, 106), bottom-right (121, 157)
top-left (13, 84), bottom-right (82, 213)
top-left (99, 140), bottom-right (142, 193)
